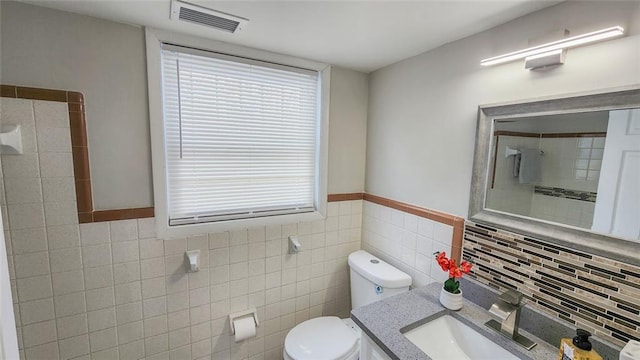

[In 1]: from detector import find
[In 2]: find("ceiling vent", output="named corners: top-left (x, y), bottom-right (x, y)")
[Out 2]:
top-left (170, 0), bottom-right (249, 33)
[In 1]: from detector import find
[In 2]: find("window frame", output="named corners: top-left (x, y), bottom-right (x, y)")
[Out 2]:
top-left (145, 28), bottom-right (330, 239)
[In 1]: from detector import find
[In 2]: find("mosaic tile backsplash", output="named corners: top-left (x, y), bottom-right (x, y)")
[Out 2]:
top-left (463, 221), bottom-right (640, 348)
top-left (534, 186), bottom-right (597, 203)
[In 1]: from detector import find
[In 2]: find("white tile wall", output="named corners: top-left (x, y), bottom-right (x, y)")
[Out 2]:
top-left (2, 91), bottom-right (363, 360)
top-left (530, 193), bottom-right (595, 229)
top-left (361, 200), bottom-right (454, 288)
top-left (539, 137), bottom-right (603, 191)
top-left (6, 211), bottom-right (362, 359)
top-left (528, 136), bottom-right (600, 228)
top-left (485, 135), bottom-right (539, 216)
top-left (488, 135), bottom-right (601, 229)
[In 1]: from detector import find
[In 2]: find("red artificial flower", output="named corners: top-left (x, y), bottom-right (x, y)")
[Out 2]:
top-left (435, 251), bottom-right (450, 271)
top-left (434, 251), bottom-right (473, 281)
top-left (449, 266), bottom-right (463, 279)
top-left (460, 261), bottom-right (473, 274)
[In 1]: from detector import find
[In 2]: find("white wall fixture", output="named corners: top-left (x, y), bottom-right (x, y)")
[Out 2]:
top-left (229, 309), bottom-right (259, 342)
top-left (288, 235), bottom-right (301, 254)
top-left (505, 146), bottom-right (520, 158)
top-left (0, 125), bottom-right (23, 155)
top-left (480, 26), bottom-right (624, 68)
top-left (185, 250), bottom-right (200, 272)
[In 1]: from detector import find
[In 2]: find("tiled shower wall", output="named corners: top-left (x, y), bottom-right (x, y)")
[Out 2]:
top-left (530, 191), bottom-right (596, 229)
top-left (361, 201), bottom-right (455, 288)
top-left (530, 136), bottom-right (604, 229)
top-left (488, 134), bottom-right (603, 229)
top-left (463, 221), bottom-right (640, 348)
top-left (485, 135), bottom-right (538, 217)
top-left (0, 97), bottom-right (362, 360)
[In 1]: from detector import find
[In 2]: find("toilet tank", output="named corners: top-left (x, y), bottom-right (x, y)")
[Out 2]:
top-left (348, 250), bottom-right (412, 309)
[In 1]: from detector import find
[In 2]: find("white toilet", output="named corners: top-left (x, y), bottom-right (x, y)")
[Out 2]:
top-left (283, 250), bottom-right (412, 360)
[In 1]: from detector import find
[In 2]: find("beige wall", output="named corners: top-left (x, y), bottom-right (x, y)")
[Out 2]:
top-left (366, 1), bottom-right (640, 217)
top-left (328, 67), bottom-right (368, 194)
top-left (0, 1), bottom-right (151, 210)
top-left (0, 1), bottom-right (369, 209)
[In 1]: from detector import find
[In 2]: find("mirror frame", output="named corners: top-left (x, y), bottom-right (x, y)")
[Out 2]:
top-left (470, 86), bottom-right (640, 266)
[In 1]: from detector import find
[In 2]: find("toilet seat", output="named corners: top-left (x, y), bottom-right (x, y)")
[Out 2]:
top-left (283, 316), bottom-right (359, 360)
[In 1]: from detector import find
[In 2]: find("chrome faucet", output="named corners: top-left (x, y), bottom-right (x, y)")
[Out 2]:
top-left (485, 289), bottom-right (536, 350)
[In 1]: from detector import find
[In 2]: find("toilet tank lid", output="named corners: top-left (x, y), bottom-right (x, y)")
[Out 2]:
top-left (348, 250), bottom-right (412, 288)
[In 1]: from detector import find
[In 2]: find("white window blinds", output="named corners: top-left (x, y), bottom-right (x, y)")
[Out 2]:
top-left (161, 44), bottom-right (320, 226)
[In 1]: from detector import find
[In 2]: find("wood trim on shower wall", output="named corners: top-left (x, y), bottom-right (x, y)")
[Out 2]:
top-left (327, 193), bottom-right (364, 202)
top-left (1, 84), bottom-right (154, 223)
top-left (540, 132), bottom-right (607, 138)
top-left (363, 193), bottom-right (465, 263)
top-left (493, 130), bottom-right (607, 138)
top-left (329, 193), bottom-right (464, 262)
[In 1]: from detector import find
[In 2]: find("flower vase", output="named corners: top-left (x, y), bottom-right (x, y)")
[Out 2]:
top-left (439, 287), bottom-right (463, 310)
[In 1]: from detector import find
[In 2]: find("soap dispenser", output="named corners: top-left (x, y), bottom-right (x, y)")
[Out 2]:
top-left (558, 329), bottom-right (602, 360)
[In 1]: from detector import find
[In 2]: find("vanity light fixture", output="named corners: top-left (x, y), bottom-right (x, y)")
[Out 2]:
top-left (480, 26), bottom-right (624, 67)
top-left (524, 49), bottom-right (565, 70)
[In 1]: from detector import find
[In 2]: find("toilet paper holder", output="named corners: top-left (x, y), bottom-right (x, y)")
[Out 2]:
top-left (229, 308), bottom-right (259, 335)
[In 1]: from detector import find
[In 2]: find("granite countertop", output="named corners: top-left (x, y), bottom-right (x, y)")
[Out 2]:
top-left (351, 282), bottom-right (558, 360)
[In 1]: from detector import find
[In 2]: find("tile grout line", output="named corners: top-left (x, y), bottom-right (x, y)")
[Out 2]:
top-left (0, 99), bottom-right (21, 353)
top-left (105, 222), bottom-right (118, 357)
top-left (32, 98), bottom-right (62, 358)
top-left (137, 223), bottom-right (147, 358)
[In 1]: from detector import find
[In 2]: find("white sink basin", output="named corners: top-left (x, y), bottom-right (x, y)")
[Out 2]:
top-left (403, 315), bottom-right (519, 360)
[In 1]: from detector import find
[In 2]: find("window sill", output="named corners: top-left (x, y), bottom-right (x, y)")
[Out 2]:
top-left (157, 209), bottom-right (326, 240)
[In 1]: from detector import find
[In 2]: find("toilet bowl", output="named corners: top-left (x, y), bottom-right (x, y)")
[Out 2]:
top-left (283, 250), bottom-right (412, 360)
top-left (283, 317), bottom-right (360, 360)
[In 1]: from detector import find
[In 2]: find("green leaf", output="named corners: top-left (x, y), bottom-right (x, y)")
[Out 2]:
top-left (443, 278), bottom-right (461, 294)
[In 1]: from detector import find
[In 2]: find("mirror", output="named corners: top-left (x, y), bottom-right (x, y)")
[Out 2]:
top-left (469, 87), bottom-right (640, 266)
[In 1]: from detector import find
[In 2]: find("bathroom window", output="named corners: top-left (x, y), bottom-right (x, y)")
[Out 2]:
top-left (575, 136), bottom-right (605, 181)
top-left (147, 32), bottom-right (329, 237)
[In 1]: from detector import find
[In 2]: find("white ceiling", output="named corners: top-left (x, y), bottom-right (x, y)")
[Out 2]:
top-left (18, 0), bottom-right (561, 72)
